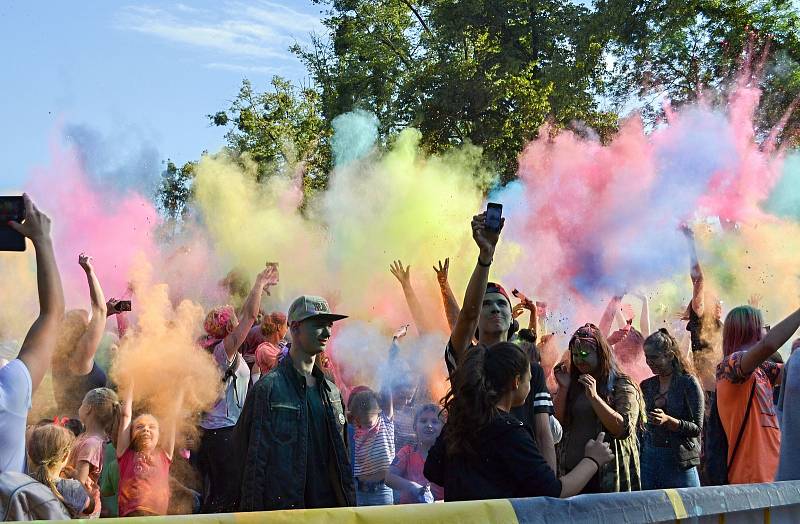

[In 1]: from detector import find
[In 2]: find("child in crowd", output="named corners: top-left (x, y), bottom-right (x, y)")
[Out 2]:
top-left (387, 403), bottom-right (444, 503)
top-left (350, 386), bottom-right (395, 506)
top-left (116, 380), bottom-right (184, 517)
top-left (66, 387), bottom-right (121, 517)
top-left (28, 424), bottom-right (99, 517)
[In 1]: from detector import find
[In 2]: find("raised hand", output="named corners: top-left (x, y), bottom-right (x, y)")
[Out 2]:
top-left (78, 252), bottom-right (93, 273)
top-left (257, 264), bottom-right (279, 296)
top-left (512, 303), bottom-right (526, 319)
top-left (389, 260), bottom-right (412, 287)
top-left (7, 194), bottom-right (51, 244)
top-left (393, 324), bottom-right (410, 339)
top-left (433, 258), bottom-right (450, 286)
top-left (471, 212), bottom-right (503, 259)
top-left (748, 293), bottom-right (763, 308)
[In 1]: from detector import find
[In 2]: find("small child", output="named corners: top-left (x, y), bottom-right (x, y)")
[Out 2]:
top-left (350, 387), bottom-right (395, 506)
top-left (116, 380), bottom-right (183, 517)
top-left (67, 387), bottom-right (121, 518)
top-left (28, 424), bottom-right (99, 517)
top-left (387, 404), bottom-right (445, 503)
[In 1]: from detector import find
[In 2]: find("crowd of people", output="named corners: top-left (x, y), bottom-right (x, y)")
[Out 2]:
top-left (1, 194), bottom-right (799, 520)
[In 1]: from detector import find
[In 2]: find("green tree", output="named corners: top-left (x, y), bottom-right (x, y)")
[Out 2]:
top-left (157, 160), bottom-right (195, 221)
top-left (210, 76), bottom-right (331, 196)
top-left (293, 0), bottom-right (619, 183)
top-left (600, 0), bottom-right (800, 137)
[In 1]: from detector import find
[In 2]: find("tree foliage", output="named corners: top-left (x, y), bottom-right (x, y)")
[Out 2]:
top-left (156, 0), bottom-right (800, 215)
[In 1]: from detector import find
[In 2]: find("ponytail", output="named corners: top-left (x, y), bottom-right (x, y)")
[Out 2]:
top-left (441, 342), bottom-right (529, 456)
top-left (27, 425), bottom-right (77, 518)
top-left (82, 387), bottom-right (122, 445)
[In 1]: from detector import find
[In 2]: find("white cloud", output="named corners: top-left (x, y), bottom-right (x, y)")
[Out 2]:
top-left (117, 1), bottom-right (323, 60)
top-left (205, 62), bottom-right (290, 76)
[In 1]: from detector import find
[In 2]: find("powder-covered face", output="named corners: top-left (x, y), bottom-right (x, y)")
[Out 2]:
top-left (293, 317), bottom-right (334, 356)
top-left (571, 340), bottom-right (599, 374)
top-left (415, 411), bottom-right (443, 446)
top-left (644, 345), bottom-right (674, 376)
top-left (131, 414), bottom-right (160, 452)
top-left (478, 292), bottom-right (512, 338)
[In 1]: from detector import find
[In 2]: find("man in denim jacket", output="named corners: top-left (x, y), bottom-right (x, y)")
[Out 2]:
top-left (234, 296), bottom-right (355, 511)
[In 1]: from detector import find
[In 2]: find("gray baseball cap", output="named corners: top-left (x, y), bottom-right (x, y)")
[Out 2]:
top-left (287, 295), bottom-right (348, 324)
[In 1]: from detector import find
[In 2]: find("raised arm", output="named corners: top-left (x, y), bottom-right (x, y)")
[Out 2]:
top-left (381, 325), bottom-right (408, 420)
top-left (450, 213), bottom-right (503, 364)
top-left (223, 265), bottom-right (277, 358)
top-left (681, 225), bottom-right (705, 317)
top-left (12, 195), bottom-right (65, 392)
top-left (433, 258), bottom-right (461, 331)
top-left (116, 380), bottom-right (133, 457)
top-left (162, 388), bottom-right (185, 461)
top-left (599, 295), bottom-right (622, 338)
top-left (636, 292), bottom-right (651, 338)
top-left (390, 260), bottom-right (431, 335)
top-left (739, 306), bottom-right (800, 375)
top-left (71, 254), bottom-right (108, 374)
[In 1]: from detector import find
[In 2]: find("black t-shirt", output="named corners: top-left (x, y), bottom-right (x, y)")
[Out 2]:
top-left (686, 303), bottom-right (722, 354)
top-left (304, 383), bottom-right (338, 508)
top-left (444, 340), bottom-right (554, 429)
top-left (424, 410), bottom-right (562, 501)
top-left (52, 360), bottom-right (108, 418)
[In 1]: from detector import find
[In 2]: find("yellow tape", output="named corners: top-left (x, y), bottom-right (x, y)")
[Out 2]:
top-left (61, 500), bottom-right (519, 524)
top-left (233, 499), bottom-right (519, 524)
top-left (664, 489), bottom-right (688, 520)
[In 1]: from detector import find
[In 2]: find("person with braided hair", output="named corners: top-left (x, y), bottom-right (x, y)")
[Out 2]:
top-left (640, 329), bottom-right (704, 489)
top-left (28, 424), bottom-right (98, 517)
top-left (424, 342), bottom-right (613, 501)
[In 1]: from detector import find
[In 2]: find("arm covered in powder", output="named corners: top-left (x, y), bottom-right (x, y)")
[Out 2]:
top-left (390, 260), bottom-right (432, 335)
top-left (433, 258), bottom-right (460, 331)
top-left (72, 253), bottom-right (108, 374)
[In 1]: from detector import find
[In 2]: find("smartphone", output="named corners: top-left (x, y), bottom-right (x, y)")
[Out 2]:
top-left (115, 300), bottom-right (132, 312)
top-left (0, 196), bottom-right (26, 252)
top-left (265, 262), bottom-right (279, 284)
top-left (485, 202), bottom-right (503, 233)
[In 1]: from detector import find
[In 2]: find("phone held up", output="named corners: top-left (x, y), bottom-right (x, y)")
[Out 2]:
top-left (0, 196), bottom-right (26, 252)
top-left (485, 202), bottom-right (503, 233)
top-left (114, 300), bottom-right (132, 312)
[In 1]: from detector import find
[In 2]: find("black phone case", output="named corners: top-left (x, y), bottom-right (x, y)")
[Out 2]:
top-left (0, 227), bottom-right (25, 251)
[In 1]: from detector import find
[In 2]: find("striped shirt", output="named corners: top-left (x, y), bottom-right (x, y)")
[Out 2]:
top-left (354, 412), bottom-right (395, 477)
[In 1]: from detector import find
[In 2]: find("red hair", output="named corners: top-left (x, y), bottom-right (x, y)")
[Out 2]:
top-left (722, 305), bottom-right (763, 357)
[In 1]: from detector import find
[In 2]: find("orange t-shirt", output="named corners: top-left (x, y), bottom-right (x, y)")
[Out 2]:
top-left (716, 351), bottom-right (782, 484)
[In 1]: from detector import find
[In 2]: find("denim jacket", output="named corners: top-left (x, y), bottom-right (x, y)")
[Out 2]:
top-left (234, 355), bottom-right (355, 511)
top-left (640, 373), bottom-right (704, 469)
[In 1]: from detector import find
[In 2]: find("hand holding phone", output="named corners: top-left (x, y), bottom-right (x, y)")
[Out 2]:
top-left (485, 202), bottom-right (503, 233)
top-left (0, 196), bottom-right (27, 251)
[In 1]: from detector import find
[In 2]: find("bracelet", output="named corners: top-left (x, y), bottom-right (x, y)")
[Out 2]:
top-left (583, 456), bottom-right (601, 471)
top-left (478, 257), bottom-right (492, 267)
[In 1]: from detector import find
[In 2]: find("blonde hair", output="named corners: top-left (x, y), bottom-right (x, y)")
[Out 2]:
top-left (27, 424), bottom-right (76, 517)
top-left (83, 387), bottom-right (122, 445)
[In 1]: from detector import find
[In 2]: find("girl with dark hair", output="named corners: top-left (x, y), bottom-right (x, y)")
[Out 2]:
top-left (554, 324), bottom-right (644, 493)
top-left (716, 304), bottom-right (800, 484)
top-left (424, 342), bottom-right (613, 501)
top-left (640, 329), bottom-right (704, 489)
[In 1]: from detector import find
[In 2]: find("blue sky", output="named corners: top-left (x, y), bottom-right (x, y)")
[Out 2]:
top-left (1, 1), bottom-right (324, 190)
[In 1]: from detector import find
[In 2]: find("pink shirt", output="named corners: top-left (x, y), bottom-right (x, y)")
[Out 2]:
top-left (118, 448), bottom-right (171, 516)
top-left (67, 434), bottom-right (105, 517)
top-left (391, 445), bottom-right (444, 503)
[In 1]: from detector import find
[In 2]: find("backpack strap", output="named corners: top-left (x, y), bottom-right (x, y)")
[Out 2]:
top-left (727, 378), bottom-right (757, 472)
